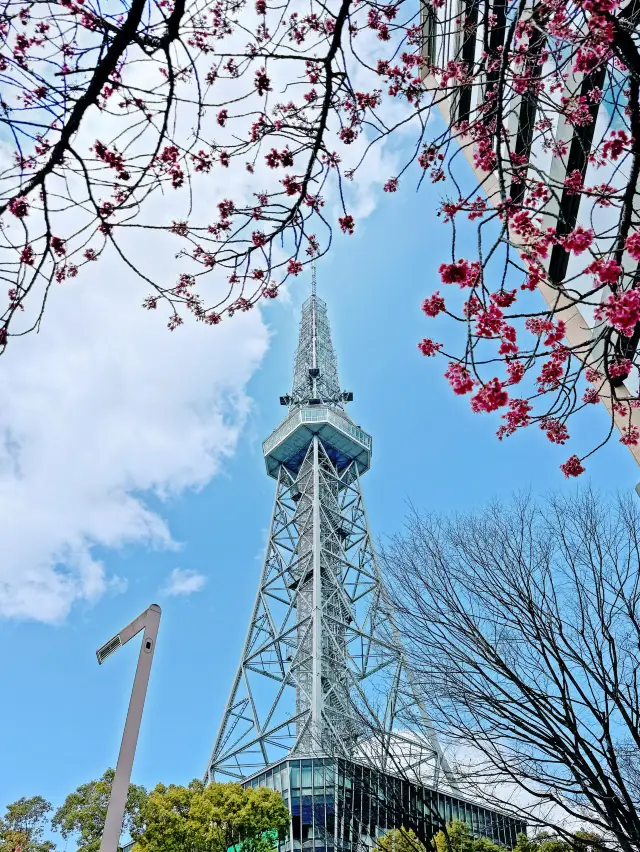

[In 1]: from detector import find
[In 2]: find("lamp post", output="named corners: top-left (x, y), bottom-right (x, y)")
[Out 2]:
top-left (96, 604), bottom-right (161, 852)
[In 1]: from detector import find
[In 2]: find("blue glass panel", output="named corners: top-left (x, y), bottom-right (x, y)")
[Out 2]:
top-left (291, 765), bottom-right (301, 792)
top-left (301, 795), bottom-right (313, 825)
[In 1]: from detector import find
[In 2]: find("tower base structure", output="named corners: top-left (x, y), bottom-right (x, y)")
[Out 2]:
top-left (242, 757), bottom-right (526, 852)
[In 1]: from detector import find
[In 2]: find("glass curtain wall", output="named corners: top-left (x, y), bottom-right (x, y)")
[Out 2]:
top-left (243, 758), bottom-right (526, 852)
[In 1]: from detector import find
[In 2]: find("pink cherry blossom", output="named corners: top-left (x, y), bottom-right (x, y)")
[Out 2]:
top-left (609, 358), bottom-right (632, 377)
top-left (525, 317), bottom-right (554, 337)
top-left (564, 170), bottom-right (584, 194)
top-left (540, 418), bottom-right (569, 444)
top-left (470, 378), bottom-right (509, 412)
top-left (51, 236), bottom-right (66, 256)
top-left (589, 258), bottom-right (622, 285)
top-left (496, 398), bottom-right (532, 438)
top-left (537, 358), bottom-right (565, 392)
top-left (620, 426), bottom-right (640, 446)
top-left (594, 288), bottom-right (640, 336)
top-left (8, 196), bottom-right (29, 218)
top-left (491, 289), bottom-right (517, 308)
top-left (545, 321), bottom-right (566, 347)
top-left (439, 259), bottom-right (481, 288)
top-left (560, 455), bottom-right (586, 477)
top-left (418, 338), bottom-right (442, 356)
top-left (475, 303), bottom-right (504, 337)
top-left (562, 226), bottom-right (593, 254)
top-left (506, 360), bottom-right (526, 384)
top-left (339, 215), bottom-right (355, 234)
top-left (626, 232), bottom-right (640, 261)
top-left (422, 292), bottom-right (445, 317)
top-left (444, 362), bottom-right (474, 395)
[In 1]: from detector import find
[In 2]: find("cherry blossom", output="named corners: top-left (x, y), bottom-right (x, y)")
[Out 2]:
top-left (0, 0), bottom-right (638, 477)
top-left (471, 378), bottom-right (509, 413)
top-left (422, 293), bottom-right (446, 317)
top-left (8, 197), bottom-right (29, 218)
top-left (595, 289), bottom-right (640, 336)
top-left (338, 216), bottom-right (355, 235)
top-left (439, 260), bottom-right (481, 288)
top-left (626, 233), bottom-right (640, 262)
top-left (444, 362), bottom-right (474, 395)
top-left (418, 338), bottom-right (442, 356)
top-left (620, 426), bottom-right (640, 446)
top-left (561, 456), bottom-right (586, 478)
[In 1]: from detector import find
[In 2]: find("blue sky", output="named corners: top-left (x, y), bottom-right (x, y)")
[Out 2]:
top-left (0, 164), bottom-right (636, 832)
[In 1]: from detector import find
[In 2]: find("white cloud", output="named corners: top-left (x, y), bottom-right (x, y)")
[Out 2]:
top-left (0, 3), bottom-right (414, 627)
top-left (161, 568), bottom-right (208, 597)
top-left (0, 244), bottom-right (268, 624)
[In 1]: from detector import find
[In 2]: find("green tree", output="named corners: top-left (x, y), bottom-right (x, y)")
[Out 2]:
top-left (134, 780), bottom-right (289, 852)
top-left (432, 821), bottom-right (502, 852)
top-left (51, 769), bottom-right (148, 852)
top-left (513, 832), bottom-right (604, 852)
top-left (431, 822), bottom-right (604, 852)
top-left (0, 797), bottom-right (55, 852)
top-left (376, 828), bottom-right (427, 852)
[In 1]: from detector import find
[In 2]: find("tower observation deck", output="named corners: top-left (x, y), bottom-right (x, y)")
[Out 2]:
top-left (204, 280), bottom-right (525, 850)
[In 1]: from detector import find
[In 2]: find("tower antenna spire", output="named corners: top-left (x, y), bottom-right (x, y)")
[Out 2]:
top-left (311, 261), bottom-right (317, 298)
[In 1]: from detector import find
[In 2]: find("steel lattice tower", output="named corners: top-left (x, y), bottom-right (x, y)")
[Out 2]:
top-left (204, 278), bottom-right (453, 789)
top-left (202, 282), bottom-right (527, 850)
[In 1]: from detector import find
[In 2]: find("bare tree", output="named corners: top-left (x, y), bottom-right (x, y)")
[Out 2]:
top-left (380, 490), bottom-right (640, 851)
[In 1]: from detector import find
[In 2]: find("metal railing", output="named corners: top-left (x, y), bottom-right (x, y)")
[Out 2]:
top-left (263, 407), bottom-right (371, 457)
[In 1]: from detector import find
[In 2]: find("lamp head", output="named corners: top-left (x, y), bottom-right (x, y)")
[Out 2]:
top-left (96, 634), bottom-right (122, 665)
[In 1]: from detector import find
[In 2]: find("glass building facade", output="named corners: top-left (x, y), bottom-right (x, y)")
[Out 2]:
top-left (243, 757), bottom-right (526, 852)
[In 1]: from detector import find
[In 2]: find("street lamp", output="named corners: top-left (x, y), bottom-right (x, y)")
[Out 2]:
top-left (96, 604), bottom-right (162, 852)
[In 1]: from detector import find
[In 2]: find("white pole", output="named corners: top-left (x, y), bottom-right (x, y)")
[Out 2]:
top-left (97, 604), bottom-right (161, 852)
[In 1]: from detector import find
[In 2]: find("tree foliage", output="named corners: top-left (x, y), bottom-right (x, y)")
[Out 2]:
top-left (433, 824), bottom-right (603, 852)
top-left (383, 489), bottom-right (640, 851)
top-left (2, 0), bottom-right (640, 471)
top-left (133, 780), bottom-right (289, 852)
top-left (0, 797), bottom-right (55, 852)
top-left (433, 821), bottom-right (503, 852)
top-left (51, 768), bottom-right (148, 852)
top-left (513, 832), bottom-right (604, 852)
top-left (3, 776), bottom-right (287, 852)
top-left (377, 827), bottom-right (428, 852)
top-left (375, 823), bottom-right (605, 852)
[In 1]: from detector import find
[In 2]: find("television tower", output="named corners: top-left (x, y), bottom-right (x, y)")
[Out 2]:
top-left (203, 276), bottom-right (524, 849)
top-left (205, 273), bottom-right (450, 784)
